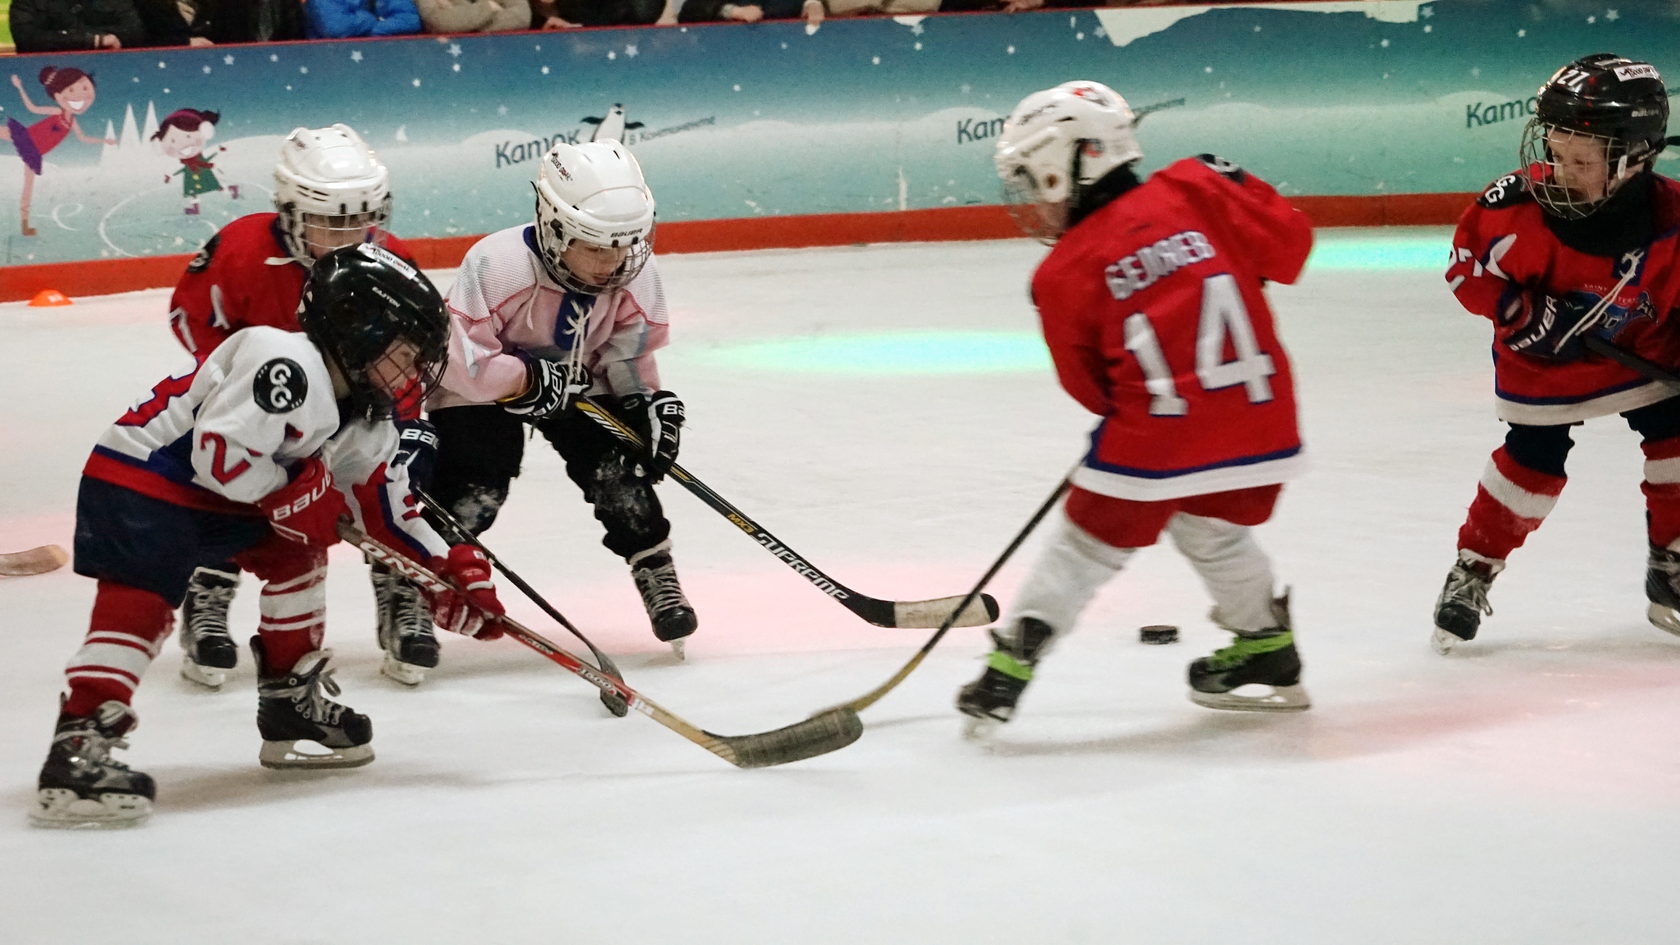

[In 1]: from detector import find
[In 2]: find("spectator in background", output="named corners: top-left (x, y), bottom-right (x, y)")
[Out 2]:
top-left (211, 0), bottom-right (305, 42)
top-left (530, 0), bottom-right (664, 28)
top-left (305, 0), bottom-right (423, 38)
top-left (9, 0), bottom-right (146, 52)
top-left (135, 0), bottom-right (216, 47)
top-left (418, 0), bottom-right (532, 33)
top-left (676, 1), bottom-right (824, 25)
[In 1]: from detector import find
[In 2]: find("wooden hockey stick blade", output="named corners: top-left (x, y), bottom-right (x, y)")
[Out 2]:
top-left (0, 544), bottom-right (68, 577)
top-left (573, 397), bottom-right (999, 629)
top-left (346, 523), bottom-right (863, 768)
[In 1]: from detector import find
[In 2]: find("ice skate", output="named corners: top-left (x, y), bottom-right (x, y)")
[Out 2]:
top-left (371, 562), bottom-right (439, 685)
top-left (1189, 594), bottom-right (1310, 712)
top-left (179, 566), bottom-right (240, 688)
top-left (252, 637), bottom-right (373, 769)
top-left (1644, 544), bottom-right (1680, 637)
top-left (956, 618), bottom-right (1053, 739)
top-left (1431, 551), bottom-right (1501, 654)
top-left (630, 547), bottom-right (697, 658)
top-left (32, 700), bottom-right (154, 829)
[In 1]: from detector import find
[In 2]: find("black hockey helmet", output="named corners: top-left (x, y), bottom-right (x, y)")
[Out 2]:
top-left (298, 243), bottom-right (448, 420)
top-left (1521, 53), bottom-right (1672, 218)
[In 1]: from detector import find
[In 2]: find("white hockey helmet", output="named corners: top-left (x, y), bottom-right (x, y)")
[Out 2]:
top-left (994, 80), bottom-right (1141, 241)
top-left (532, 139), bottom-right (655, 293)
top-left (273, 123), bottom-right (393, 262)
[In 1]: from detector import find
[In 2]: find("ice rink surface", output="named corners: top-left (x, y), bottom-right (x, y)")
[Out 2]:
top-left (2, 229), bottom-right (1676, 944)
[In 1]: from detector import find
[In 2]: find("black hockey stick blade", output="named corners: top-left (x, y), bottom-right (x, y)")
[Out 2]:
top-left (1582, 335), bottom-right (1680, 392)
top-left (701, 708), bottom-right (864, 768)
top-left (346, 524), bottom-right (864, 768)
top-left (572, 397), bottom-right (998, 629)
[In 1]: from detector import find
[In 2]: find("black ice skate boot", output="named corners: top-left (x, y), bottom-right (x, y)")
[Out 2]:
top-left (1431, 550), bottom-right (1502, 654)
top-left (1189, 593), bottom-right (1311, 712)
top-left (179, 566), bottom-right (240, 689)
top-left (630, 546), bottom-right (698, 658)
top-left (371, 562), bottom-right (440, 686)
top-left (1644, 544), bottom-right (1680, 637)
top-left (33, 700), bottom-right (155, 829)
top-left (252, 636), bottom-right (374, 769)
top-left (956, 617), bottom-right (1054, 739)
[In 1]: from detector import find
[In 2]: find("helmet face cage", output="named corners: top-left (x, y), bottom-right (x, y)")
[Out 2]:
top-left (274, 124), bottom-right (393, 263)
top-left (1521, 53), bottom-right (1670, 220)
top-left (993, 81), bottom-right (1141, 241)
top-left (532, 140), bottom-right (656, 294)
top-left (298, 244), bottom-right (449, 421)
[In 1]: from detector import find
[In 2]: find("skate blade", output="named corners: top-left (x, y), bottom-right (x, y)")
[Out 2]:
top-left (669, 639), bottom-right (686, 660)
top-left (180, 656), bottom-right (229, 690)
top-left (1647, 603), bottom-right (1680, 638)
top-left (31, 788), bottom-right (151, 829)
top-left (380, 652), bottom-right (427, 686)
top-left (1189, 683), bottom-right (1311, 713)
top-left (259, 740), bottom-right (375, 770)
top-left (960, 714), bottom-right (1002, 742)
top-left (1429, 627), bottom-right (1462, 655)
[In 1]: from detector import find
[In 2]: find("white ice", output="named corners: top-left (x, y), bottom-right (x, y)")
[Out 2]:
top-left (3, 229), bottom-right (1676, 944)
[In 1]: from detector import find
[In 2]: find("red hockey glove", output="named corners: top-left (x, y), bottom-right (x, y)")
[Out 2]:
top-left (257, 458), bottom-right (348, 548)
top-left (426, 544), bottom-right (505, 640)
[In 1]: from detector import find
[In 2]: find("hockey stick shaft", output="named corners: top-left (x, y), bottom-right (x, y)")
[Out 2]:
top-left (414, 486), bottom-right (630, 718)
top-left (827, 473), bottom-right (1073, 715)
top-left (573, 397), bottom-right (998, 629)
top-left (1581, 335), bottom-right (1680, 392)
top-left (343, 523), bottom-right (863, 768)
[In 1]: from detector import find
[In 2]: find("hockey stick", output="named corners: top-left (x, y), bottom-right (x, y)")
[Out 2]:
top-left (0, 544), bottom-right (68, 577)
top-left (1581, 335), bottom-right (1680, 392)
top-left (343, 523), bottom-right (864, 768)
top-left (414, 487), bottom-right (630, 719)
top-left (824, 473), bottom-right (1072, 715)
top-left (572, 396), bottom-right (1000, 629)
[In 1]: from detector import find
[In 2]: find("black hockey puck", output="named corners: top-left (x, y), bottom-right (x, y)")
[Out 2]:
top-left (1139, 624), bottom-right (1179, 644)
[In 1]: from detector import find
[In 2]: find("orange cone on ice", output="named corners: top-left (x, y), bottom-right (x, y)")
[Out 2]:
top-left (28, 289), bottom-right (72, 307)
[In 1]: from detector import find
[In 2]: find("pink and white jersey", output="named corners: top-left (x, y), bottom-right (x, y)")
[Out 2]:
top-left (84, 327), bottom-right (448, 563)
top-left (432, 224), bottom-right (670, 410)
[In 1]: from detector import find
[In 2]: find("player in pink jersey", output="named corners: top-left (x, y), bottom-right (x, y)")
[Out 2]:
top-left (956, 80), bottom-right (1315, 735)
top-left (1432, 54), bottom-right (1680, 653)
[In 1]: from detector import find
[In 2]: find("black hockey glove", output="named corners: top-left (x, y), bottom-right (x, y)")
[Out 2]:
top-left (502, 356), bottom-right (591, 419)
top-left (1504, 289), bottom-right (1600, 362)
top-left (393, 418), bottom-right (440, 489)
top-left (619, 390), bottom-right (684, 483)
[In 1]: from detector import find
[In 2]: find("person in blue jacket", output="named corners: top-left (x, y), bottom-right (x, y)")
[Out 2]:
top-left (304, 0), bottom-right (422, 38)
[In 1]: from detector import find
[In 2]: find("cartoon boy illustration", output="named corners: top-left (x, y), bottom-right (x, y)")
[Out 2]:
top-left (1, 67), bottom-right (117, 237)
top-left (153, 108), bottom-right (237, 215)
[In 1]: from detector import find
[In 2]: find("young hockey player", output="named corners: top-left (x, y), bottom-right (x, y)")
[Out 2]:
top-left (1433, 53), bottom-right (1680, 653)
top-left (32, 245), bottom-right (507, 829)
top-left (956, 80), bottom-right (1315, 734)
top-left (167, 123), bottom-right (444, 687)
top-left (424, 139), bottom-right (698, 656)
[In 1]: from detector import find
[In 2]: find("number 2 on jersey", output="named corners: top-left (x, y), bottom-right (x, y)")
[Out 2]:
top-left (1122, 273), bottom-right (1275, 416)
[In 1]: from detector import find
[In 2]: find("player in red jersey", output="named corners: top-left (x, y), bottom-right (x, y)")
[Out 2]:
top-left (164, 124), bottom-right (442, 688)
top-left (956, 80), bottom-right (1314, 734)
top-left (1432, 53), bottom-right (1680, 653)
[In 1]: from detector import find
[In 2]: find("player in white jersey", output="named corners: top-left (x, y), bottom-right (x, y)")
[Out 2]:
top-left (32, 245), bottom-right (508, 829)
top-left (424, 139), bottom-right (698, 655)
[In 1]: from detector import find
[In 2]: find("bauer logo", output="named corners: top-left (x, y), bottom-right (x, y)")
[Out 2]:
top-left (253, 358), bottom-right (308, 414)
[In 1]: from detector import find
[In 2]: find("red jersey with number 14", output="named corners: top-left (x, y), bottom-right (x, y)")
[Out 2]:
top-left (1032, 156), bottom-right (1314, 501)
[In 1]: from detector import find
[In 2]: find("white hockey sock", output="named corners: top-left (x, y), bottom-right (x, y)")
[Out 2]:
top-left (998, 512), bottom-right (1135, 654)
top-left (1166, 513), bottom-right (1279, 632)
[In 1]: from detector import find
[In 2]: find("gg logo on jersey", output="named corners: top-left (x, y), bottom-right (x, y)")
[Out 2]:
top-left (253, 358), bottom-right (308, 414)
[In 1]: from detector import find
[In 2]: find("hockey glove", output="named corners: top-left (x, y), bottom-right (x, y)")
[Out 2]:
top-left (257, 458), bottom-right (349, 548)
top-left (393, 418), bottom-right (440, 489)
top-left (501, 356), bottom-right (591, 419)
top-left (1505, 289), bottom-right (1600, 362)
top-left (426, 544), bottom-right (505, 640)
top-left (619, 390), bottom-right (685, 482)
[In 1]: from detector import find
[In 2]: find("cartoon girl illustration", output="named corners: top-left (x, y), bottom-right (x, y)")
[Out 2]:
top-left (0, 67), bottom-right (117, 237)
top-left (152, 109), bottom-right (237, 216)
